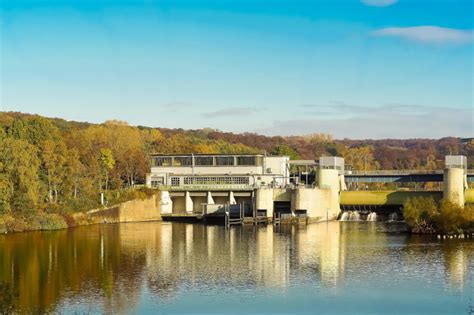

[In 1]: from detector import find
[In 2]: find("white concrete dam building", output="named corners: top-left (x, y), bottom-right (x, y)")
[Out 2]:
top-left (146, 154), bottom-right (290, 189)
top-left (146, 153), bottom-right (344, 221)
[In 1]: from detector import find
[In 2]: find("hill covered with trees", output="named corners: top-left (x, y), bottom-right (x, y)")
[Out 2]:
top-left (0, 111), bottom-right (472, 232)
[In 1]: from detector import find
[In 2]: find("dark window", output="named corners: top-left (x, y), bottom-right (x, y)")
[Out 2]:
top-left (237, 156), bottom-right (256, 166)
top-left (195, 156), bottom-right (214, 166)
top-left (215, 156), bottom-right (235, 166)
top-left (173, 156), bottom-right (192, 166)
top-left (152, 157), bottom-right (172, 166)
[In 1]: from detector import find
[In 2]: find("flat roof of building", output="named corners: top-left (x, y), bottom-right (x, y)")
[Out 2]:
top-left (288, 160), bottom-right (318, 165)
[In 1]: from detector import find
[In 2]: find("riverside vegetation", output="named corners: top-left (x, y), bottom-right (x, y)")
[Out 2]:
top-left (0, 112), bottom-right (266, 232)
top-left (0, 111), bottom-right (473, 233)
top-left (403, 197), bottom-right (474, 235)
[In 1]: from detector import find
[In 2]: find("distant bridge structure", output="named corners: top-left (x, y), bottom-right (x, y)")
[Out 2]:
top-left (344, 170), bottom-right (474, 183)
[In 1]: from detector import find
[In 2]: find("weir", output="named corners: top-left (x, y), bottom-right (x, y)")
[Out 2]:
top-left (147, 154), bottom-right (472, 224)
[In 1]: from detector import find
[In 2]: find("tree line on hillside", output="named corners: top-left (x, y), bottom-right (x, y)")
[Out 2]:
top-left (0, 113), bottom-right (261, 224)
top-left (203, 130), bottom-right (473, 169)
top-left (0, 112), bottom-right (472, 228)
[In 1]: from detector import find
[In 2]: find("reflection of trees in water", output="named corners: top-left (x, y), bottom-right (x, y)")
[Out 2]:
top-left (0, 282), bottom-right (16, 314)
top-left (0, 225), bottom-right (148, 314)
top-left (0, 222), bottom-right (345, 311)
top-left (392, 232), bottom-right (472, 292)
top-left (0, 222), bottom-right (471, 313)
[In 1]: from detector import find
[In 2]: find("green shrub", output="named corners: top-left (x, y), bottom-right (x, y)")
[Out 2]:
top-left (3, 215), bottom-right (27, 233)
top-left (403, 196), bottom-right (437, 228)
top-left (404, 197), bottom-right (474, 234)
top-left (0, 218), bottom-right (6, 234)
top-left (37, 213), bottom-right (68, 230)
top-left (459, 204), bottom-right (474, 232)
top-left (24, 216), bottom-right (41, 231)
top-left (433, 200), bottom-right (464, 234)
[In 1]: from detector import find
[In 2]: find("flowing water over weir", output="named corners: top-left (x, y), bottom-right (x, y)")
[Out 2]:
top-left (340, 211), bottom-right (400, 222)
top-left (366, 212), bottom-right (377, 221)
top-left (340, 211), bottom-right (361, 221)
top-left (389, 212), bottom-right (399, 221)
top-left (340, 212), bottom-right (349, 221)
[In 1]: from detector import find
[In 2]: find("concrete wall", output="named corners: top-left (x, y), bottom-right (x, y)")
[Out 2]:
top-left (79, 194), bottom-right (162, 224)
top-left (119, 194), bottom-right (162, 222)
top-left (292, 188), bottom-right (337, 221)
top-left (255, 188), bottom-right (275, 218)
top-left (443, 168), bottom-right (465, 207)
top-left (255, 187), bottom-right (339, 221)
top-left (318, 169), bottom-right (340, 189)
top-left (273, 188), bottom-right (292, 202)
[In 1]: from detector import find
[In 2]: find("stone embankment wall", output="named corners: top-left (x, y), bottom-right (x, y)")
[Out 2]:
top-left (74, 194), bottom-right (161, 225)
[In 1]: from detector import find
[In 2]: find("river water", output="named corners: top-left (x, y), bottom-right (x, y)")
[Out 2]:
top-left (0, 221), bottom-right (472, 314)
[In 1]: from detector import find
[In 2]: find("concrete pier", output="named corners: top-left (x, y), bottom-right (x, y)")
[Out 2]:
top-left (292, 187), bottom-right (338, 221)
top-left (443, 168), bottom-right (466, 207)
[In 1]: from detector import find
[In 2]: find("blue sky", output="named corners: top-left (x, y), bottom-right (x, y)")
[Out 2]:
top-left (1, 0), bottom-right (473, 138)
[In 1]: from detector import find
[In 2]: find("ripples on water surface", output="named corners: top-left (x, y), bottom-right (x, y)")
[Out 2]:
top-left (0, 221), bottom-right (472, 314)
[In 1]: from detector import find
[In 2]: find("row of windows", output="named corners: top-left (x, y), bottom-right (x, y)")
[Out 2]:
top-left (151, 156), bottom-right (263, 167)
top-left (170, 176), bottom-right (251, 186)
top-left (152, 157), bottom-right (192, 167)
top-left (195, 156), bottom-right (213, 166)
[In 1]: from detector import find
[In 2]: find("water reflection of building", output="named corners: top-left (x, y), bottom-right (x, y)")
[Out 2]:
top-left (2, 221), bottom-right (472, 313)
top-left (252, 226), bottom-right (290, 288)
top-left (292, 222), bottom-right (345, 289)
top-left (442, 242), bottom-right (471, 291)
top-left (145, 222), bottom-right (346, 293)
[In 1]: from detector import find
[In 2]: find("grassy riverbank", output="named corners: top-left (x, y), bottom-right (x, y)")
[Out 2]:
top-left (403, 197), bottom-right (474, 235)
top-left (0, 188), bottom-right (156, 233)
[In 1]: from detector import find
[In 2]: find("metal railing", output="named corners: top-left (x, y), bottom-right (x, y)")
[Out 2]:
top-left (156, 184), bottom-right (255, 191)
top-left (346, 169), bottom-right (474, 176)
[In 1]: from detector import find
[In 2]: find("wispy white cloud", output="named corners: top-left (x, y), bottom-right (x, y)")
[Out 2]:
top-left (256, 103), bottom-right (473, 139)
top-left (361, 0), bottom-right (398, 7)
top-left (372, 26), bottom-right (474, 44)
top-left (204, 107), bottom-right (262, 118)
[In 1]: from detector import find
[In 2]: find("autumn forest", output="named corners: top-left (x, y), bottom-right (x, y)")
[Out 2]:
top-left (0, 111), bottom-right (472, 232)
